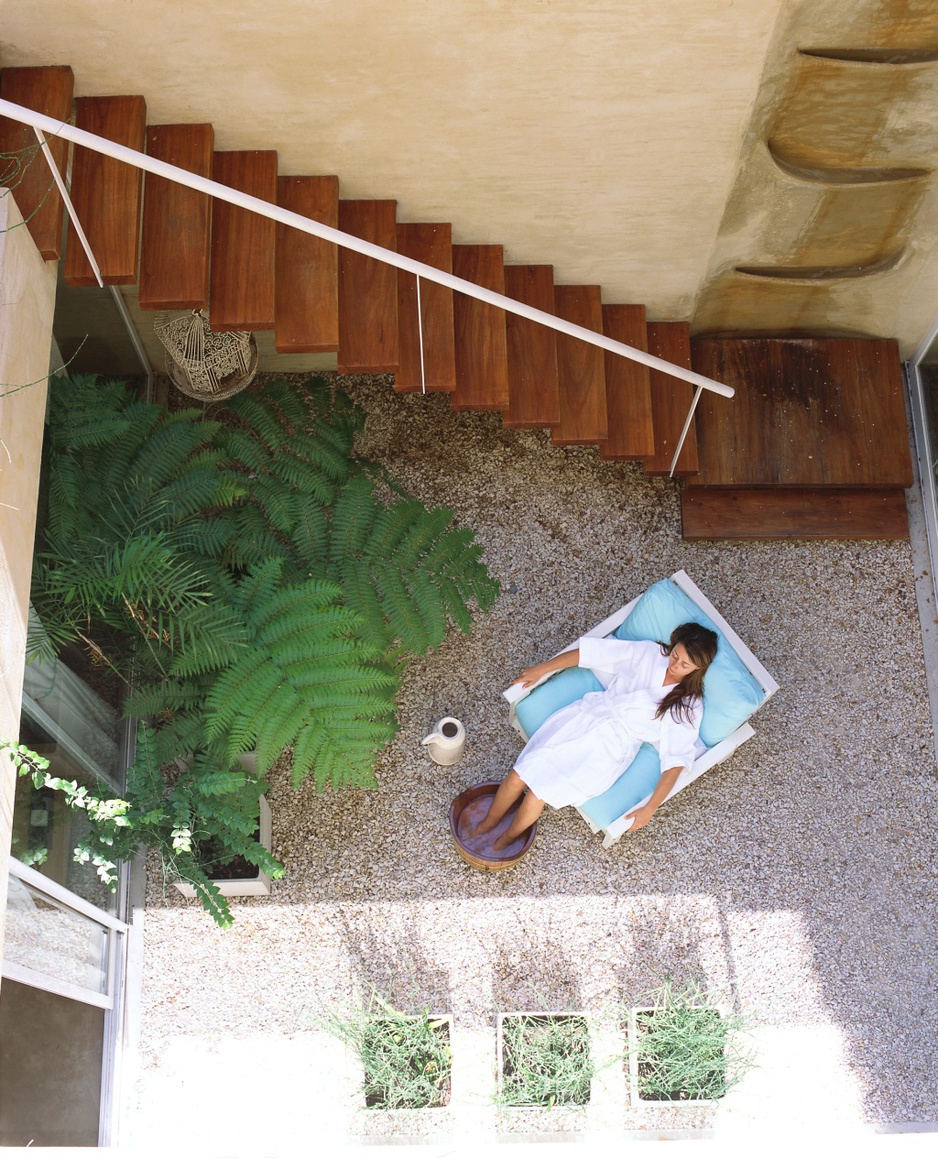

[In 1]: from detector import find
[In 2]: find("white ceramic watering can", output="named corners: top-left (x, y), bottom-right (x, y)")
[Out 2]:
top-left (421, 717), bottom-right (466, 765)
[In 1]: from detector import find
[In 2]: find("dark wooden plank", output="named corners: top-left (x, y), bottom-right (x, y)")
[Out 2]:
top-left (0, 66), bottom-right (73, 259)
top-left (503, 265), bottom-right (560, 428)
top-left (599, 304), bottom-right (655, 459)
top-left (552, 285), bottom-right (607, 445)
top-left (396, 222), bottom-right (456, 392)
top-left (691, 338), bottom-right (913, 488)
top-left (138, 124), bottom-right (214, 310)
top-left (64, 95), bottom-right (146, 286)
top-left (337, 199), bottom-right (399, 372)
top-left (451, 244), bottom-right (509, 411)
top-left (275, 176), bottom-right (339, 353)
top-left (209, 150), bottom-right (278, 331)
top-left (643, 322), bottom-right (698, 475)
top-left (681, 486), bottom-right (909, 540)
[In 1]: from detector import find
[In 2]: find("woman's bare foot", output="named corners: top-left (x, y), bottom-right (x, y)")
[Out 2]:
top-left (491, 823), bottom-right (529, 852)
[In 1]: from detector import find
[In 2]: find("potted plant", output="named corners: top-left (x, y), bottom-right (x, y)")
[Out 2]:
top-left (322, 991), bottom-right (453, 1110)
top-left (627, 979), bottom-right (754, 1106)
top-left (173, 792), bottom-right (273, 900)
top-left (497, 1011), bottom-right (594, 1108)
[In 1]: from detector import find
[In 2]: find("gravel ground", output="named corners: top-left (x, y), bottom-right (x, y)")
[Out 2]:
top-left (134, 373), bottom-right (938, 1142)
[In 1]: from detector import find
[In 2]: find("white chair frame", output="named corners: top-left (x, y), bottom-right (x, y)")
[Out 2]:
top-left (502, 570), bottom-right (779, 846)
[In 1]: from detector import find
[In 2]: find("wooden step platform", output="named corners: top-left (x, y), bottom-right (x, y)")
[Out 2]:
top-left (337, 199), bottom-right (399, 373)
top-left (690, 338), bottom-right (913, 488)
top-left (395, 222), bottom-right (456, 392)
top-left (643, 322), bottom-right (698, 475)
top-left (210, 150), bottom-right (278, 331)
top-left (599, 304), bottom-right (655, 459)
top-left (503, 265), bottom-right (560, 428)
top-left (139, 123), bottom-right (214, 310)
top-left (552, 284), bottom-right (607, 445)
top-left (681, 487), bottom-right (909, 539)
top-left (0, 65), bottom-right (74, 260)
top-left (275, 175), bottom-right (339, 353)
top-left (451, 244), bottom-right (509, 411)
top-left (65, 95), bottom-right (146, 285)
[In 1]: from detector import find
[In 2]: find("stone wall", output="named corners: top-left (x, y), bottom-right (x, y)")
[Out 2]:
top-left (0, 192), bottom-right (57, 966)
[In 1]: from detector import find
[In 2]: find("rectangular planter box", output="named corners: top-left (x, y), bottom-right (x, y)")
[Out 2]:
top-left (174, 793), bottom-right (272, 898)
top-left (627, 1005), bottom-right (726, 1107)
top-left (360, 1013), bottom-right (453, 1111)
top-left (497, 1011), bottom-right (593, 1108)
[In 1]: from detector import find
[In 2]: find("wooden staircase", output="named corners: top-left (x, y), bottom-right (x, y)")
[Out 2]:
top-left (0, 66), bottom-right (913, 540)
top-left (0, 66), bottom-right (695, 477)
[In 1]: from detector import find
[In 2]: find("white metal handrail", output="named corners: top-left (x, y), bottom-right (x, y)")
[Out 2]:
top-left (0, 97), bottom-right (734, 470)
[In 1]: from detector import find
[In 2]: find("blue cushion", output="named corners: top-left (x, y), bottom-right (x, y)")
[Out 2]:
top-left (578, 743), bottom-right (662, 828)
top-left (515, 666), bottom-right (603, 739)
top-left (614, 578), bottom-right (764, 747)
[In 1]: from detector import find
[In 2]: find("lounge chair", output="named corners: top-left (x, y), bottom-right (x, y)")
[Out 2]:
top-left (502, 570), bottom-right (779, 846)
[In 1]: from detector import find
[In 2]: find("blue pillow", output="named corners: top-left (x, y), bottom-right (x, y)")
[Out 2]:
top-left (615, 579), bottom-right (764, 747)
top-left (515, 666), bottom-right (603, 739)
top-left (578, 743), bottom-right (662, 829)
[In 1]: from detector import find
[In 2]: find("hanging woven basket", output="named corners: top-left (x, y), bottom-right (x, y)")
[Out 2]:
top-left (154, 310), bottom-right (258, 401)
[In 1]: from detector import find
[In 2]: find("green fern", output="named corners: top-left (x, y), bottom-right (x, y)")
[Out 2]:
top-left (30, 372), bottom-right (499, 925)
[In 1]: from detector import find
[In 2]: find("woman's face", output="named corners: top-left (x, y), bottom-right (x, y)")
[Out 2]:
top-left (667, 642), bottom-right (699, 679)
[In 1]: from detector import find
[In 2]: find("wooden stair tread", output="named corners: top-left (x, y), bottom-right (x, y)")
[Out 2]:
top-left (337, 200), bottom-right (399, 373)
top-left (552, 285), bottom-right (607, 445)
top-left (599, 304), bottom-right (655, 459)
top-left (275, 176), bottom-right (339, 354)
top-left (451, 244), bottom-right (510, 411)
top-left (691, 338), bottom-right (913, 488)
top-left (642, 322), bottom-right (698, 475)
top-left (209, 150), bottom-right (278, 331)
top-left (138, 123), bottom-right (214, 310)
top-left (503, 265), bottom-right (560, 428)
top-left (64, 95), bottom-right (146, 286)
top-left (681, 486), bottom-right (909, 540)
top-left (0, 65), bottom-right (74, 260)
top-left (395, 222), bottom-right (456, 392)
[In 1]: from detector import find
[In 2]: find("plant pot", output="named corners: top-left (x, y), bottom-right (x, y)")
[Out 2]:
top-left (359, 1013), bottom-right (453, 1111)
top-left (497, 1012), bottom-right (593, 1108)
top-left (627, 1005), bottom-right (727, 1107)
top-left (174, 793), bottom-right (273, 899)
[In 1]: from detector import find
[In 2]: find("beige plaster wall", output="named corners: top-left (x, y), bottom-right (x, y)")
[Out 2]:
top-left (0, 191), bottom-right (57, 967)
top-left (0, 0), bottom-right (783, 321)
top-left (692, 0), bottom-right (938, 355)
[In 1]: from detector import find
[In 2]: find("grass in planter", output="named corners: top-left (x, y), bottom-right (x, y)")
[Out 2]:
top-left (632, 979), bottom-right (755, 1102)
top-left (499, 1014), bottom-right (593, 1108)
top-left (322, 993), bottom-right (452, 1110)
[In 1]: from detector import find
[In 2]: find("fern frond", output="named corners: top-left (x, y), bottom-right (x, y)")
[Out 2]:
top-left (267, 449), bottom-right (336, 501)
top-left (218, 428), bottom-right (272, 474)
top-left (372, 561), bottom-right (431, 652)
top-left (145, 466), bottom-right (234, 526)
top-left (127, 413), bottom-right (220, 495)
top-left (226, 391), bottom-right (288, 449)
top-left (329, 476), bottom-right (379, 563)
top-left (338, 560), bottom-right (390, 650)
top-left (368, 500), bottom-right (427, 560)
top-left (250, 474), bottom-right (299, 534)
top-left (289, 495), bottom-right (329, 573)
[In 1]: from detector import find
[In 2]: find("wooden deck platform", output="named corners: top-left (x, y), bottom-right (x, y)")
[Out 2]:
top-left (684, 338), bottom-right (912, 539)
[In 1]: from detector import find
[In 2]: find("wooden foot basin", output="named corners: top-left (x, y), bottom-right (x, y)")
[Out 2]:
top-left (449, 781), bottom-right (537, 872)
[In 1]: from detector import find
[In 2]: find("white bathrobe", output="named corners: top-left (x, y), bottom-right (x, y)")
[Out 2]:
top-left (514, 637), bottom-right (703, 809)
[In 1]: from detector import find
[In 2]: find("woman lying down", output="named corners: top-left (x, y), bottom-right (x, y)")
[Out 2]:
top-left (471, 623), bottom-right (718, 852)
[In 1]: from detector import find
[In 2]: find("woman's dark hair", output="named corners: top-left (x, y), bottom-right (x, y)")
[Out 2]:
top-left (655, 622), bottom-right (718, 723)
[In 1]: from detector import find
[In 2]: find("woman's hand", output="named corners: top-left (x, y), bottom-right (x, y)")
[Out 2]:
top-left (624, 803), bottom-right (655, 832)
top-left (510, 649), bottom-right (581, 688)
top-left (511, 660), bottom-right (558, 688)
